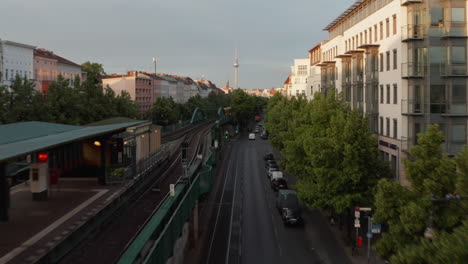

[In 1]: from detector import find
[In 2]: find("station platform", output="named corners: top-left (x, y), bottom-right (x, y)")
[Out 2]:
top-left (0, 178), bottom-right (122, 264)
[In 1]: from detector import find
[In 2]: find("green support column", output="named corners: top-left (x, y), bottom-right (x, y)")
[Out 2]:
top-left (98, 138), bottom-right (107, 185)
top-left (0, 163), bottom-right (10, 221)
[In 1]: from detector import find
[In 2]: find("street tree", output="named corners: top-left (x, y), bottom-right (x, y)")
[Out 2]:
top-left (373, 125), bottom-right (467, 263)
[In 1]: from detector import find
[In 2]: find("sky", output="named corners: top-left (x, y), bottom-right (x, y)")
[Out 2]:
top-left (0, 0), bottom-right (353, 90)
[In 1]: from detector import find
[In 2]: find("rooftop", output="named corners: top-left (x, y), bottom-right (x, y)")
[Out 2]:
top-left (324, 0), bottom-right (366, 31)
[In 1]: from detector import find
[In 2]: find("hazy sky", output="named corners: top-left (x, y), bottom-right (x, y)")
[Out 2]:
top-left (1, 0), bottom-right (353, 89)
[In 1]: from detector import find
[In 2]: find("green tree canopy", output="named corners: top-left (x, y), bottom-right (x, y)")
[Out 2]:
top-left (373, 125), bottom-right (468, 263)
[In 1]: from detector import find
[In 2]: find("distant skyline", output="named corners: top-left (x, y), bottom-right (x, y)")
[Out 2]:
top-left (0, 0), bottom-right (353, 89)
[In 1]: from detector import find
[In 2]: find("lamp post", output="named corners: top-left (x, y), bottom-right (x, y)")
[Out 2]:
top-left (152, 57), bottom-right (157, 74)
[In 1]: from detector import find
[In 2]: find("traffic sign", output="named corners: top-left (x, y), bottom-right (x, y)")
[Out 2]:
top-left (367, 232), bottom-right (373, 238)
top-left (355, 211), bottom-right (360, 218)
top-left (354, 219), bottom-right (360, 228)
top-left (170, 184), bottom-right (175, 196)
top-left (360, 207), bottom-right (372, 212)
top-left (372, 223), bottom-right (382, 234)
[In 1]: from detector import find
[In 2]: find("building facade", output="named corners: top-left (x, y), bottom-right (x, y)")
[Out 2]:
top-left (0, 40), bottom-right (35, 87)
top-left (102, 71), bottom-right (153, 114)
top-left (289, 58), bottom-right (310, 98)
top-left (318, 0), bottom-right (467, 185)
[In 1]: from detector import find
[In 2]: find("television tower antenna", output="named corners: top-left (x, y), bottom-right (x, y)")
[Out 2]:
top-left (233, 49), bottom-right (239, 89)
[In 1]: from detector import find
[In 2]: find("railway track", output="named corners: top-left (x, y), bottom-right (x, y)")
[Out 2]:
top-left (59, 121), bottom-right (214, 264)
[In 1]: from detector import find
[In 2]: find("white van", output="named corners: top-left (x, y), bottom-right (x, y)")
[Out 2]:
top-left (270, 171), bottom-right (284, 182)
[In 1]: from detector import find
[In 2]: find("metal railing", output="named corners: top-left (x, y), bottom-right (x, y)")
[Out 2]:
top-left (440, 63), bottom-right (467, 77)
top-left (401, 62), bottom-right (426, 78)
top-left (401, 24), bottom-right (426, 41)
top-left (401, 99), bottom-right (425, 115)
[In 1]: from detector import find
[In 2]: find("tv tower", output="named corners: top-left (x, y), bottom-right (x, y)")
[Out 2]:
top-left (233, 50), bottom-right (239, 89)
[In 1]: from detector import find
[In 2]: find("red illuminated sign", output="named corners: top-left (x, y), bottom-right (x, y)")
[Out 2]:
top-left (38, 153), bottom-right (48, 163)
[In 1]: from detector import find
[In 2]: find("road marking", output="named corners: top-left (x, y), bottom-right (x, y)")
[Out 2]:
top-left (206, 150), bottom-right (234, 264)
top-left (225, 156), bottom-right (239, 264)
top-left (0, 189), bottom-right (108, 264)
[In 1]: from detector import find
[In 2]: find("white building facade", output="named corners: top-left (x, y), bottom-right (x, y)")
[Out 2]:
top-left (0, 40), bottom-right (35, 87)
top-left (289, 58), bottom-right (310, 98)
top-left (319, 0), bottom-right (468, 185)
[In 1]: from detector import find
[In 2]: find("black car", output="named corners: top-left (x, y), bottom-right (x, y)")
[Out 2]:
top-left (263, 153), bottom-right (274, 161)
top-left (260, 132), bottom-right (268, 139)
top-left (281, 207), bottom-right (302, 226)
top-left (276, 190), bottom-right (302, 226)
top-left (265, 160), bottom-right (277, 169)
top-left (271, 178), bottom-right (288, 191)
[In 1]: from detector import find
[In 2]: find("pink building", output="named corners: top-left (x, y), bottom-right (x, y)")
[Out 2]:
top-left (33, 48), bottom-right (85, 93)
top-left (102, 71), bottom-right (153, 114)
top-left (34, 49), bottom-right (58, 93)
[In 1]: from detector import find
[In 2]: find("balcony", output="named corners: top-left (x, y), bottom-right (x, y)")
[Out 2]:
top-left (402, 62), bottom-right (426, 78)
top-left (401, 100), bottom-right (425, 115)
top-left (440, 63), bottom-right (468, 77)
top-left (401, 24), bottom-right (425, 42)
top-left (442, 100), bottom-right (468, 116)
top-left (401, 0), bottom-right (422, 6)
top-left (441, 25), bottom-right (467, 38)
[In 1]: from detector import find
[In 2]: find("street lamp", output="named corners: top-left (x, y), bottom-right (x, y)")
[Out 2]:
top-left (152, 57), bottom-right (157, 74)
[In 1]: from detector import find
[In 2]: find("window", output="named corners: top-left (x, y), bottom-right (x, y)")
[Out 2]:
top-left (380, 53), bottom-right (384, 72)
top-left (386, 18), bottom-right (390, 38)
top-left (380, 85), bottom-right (384, 103)
top-left (374, 24), bottom-right (378, 42)
top-left (386, 118), bottom-right (390, 136)
top-left (364, 31), bottom-right (367, 44)
top-left (452, 8), bottom-right (465, 24)
top-left (391, 155), bottom-right (398, 179)
top-left (5, 69), bottom-right (8, 80)
top-left (297, 65), bottom-right (307, 75)
top-left (386, 51), bottom-right (390, 71)
top-left (386, 84), bottom-right (390, 104)
top-left (369, 27), bottom-right (373, 43)
top-left (393, 119), bottom-right (398, 138)
top-left (430, 8), bottom-right (444, 26)
top-left (393, 14), bottom-right (397, 35)
top-left (393, 84), bottom-right (398, 104)
top-left (393, 49), bottom-right (397, 70)
top-left (380, 22), bottom-right (383, 40)
top-left (380, 116), bottom-right (384, 135)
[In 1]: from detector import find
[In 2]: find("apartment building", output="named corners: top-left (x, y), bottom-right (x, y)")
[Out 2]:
top-left (319, 0), bottom-right (467, 185)
top-left (0, 40), bottom-right (35, 87)
top-left (289, 58), bottom-right (311, 98)
top-left (102, 71), bottom-right (153, 114)
top-left (308, 44), bottom-right (323, 98)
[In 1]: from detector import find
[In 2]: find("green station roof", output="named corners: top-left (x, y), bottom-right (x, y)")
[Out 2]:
top-left (0, 120), bottom-right (146, 162)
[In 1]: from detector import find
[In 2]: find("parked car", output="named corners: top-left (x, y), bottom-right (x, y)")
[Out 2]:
top-left (266, 167), bottom-right (279, 178)
top-left (270, 171), bottom-right (284, 182)
top-left (276, 189), bottom-right (302, 226)
top-left (263, 153), bottom-right (274, 161)
top-left (271, 178), bottom-right (288, 191)
top-left (249, 133), bottom-right (255, 140)
top-left (265, 159), bottom-right (277, 169)
top-left (260, 131), bottom-right (268, 139)
top-left (254, 128), bottom-right (260, 133)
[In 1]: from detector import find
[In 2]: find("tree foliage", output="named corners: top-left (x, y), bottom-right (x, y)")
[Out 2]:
top-left (0, 75), bottom-right (139, 125)
top-left (373, 125), bottom-right (468, 263)
top-left (265, 91), bottom-right (391, 216)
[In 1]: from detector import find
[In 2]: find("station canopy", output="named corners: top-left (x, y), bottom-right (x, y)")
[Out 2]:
top-left (0, 120), bottom-right (146, 162)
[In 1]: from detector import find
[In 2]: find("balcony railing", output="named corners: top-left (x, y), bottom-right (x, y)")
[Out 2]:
top-left (441, 25), bottom-right (466, 38)
top-left (401, 24), bottom-right (425, 41)
top-left (402, 62), bottom-right (426, 78)
top-left (401, 99), bottom-right (425, 115)
top-left (401, 0), bottom-right (422, 6)
top-left (443, 100), bottom-right (468, 116)
top-left (440, 63), bottom-right (468, 77)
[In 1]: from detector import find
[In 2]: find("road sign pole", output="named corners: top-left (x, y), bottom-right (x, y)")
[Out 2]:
top-left (367, 216), bottom-right (372, 263)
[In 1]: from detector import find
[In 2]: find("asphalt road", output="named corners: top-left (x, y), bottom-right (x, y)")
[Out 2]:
top-left (204, 127), bottom-right (351, 264)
